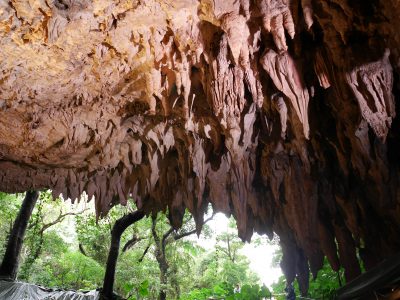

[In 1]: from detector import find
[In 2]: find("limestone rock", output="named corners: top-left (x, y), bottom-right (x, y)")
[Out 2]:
top-left (0, 0), bottom-right (400, 294)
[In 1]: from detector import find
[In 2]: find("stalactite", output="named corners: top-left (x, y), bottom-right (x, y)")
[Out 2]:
top-left (260, 49), bottom-right (310, 138)
top-left (346, 49), bottom-right (396, 142)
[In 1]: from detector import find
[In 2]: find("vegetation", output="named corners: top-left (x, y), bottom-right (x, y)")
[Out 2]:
top-left (0, 191), bottom-right (345, 299)
top-left (0, 192), bottom-right (264, 299)
top-left (270, 245), bottom-right (344, 299)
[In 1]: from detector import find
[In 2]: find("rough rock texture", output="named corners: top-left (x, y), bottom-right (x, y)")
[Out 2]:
top-left (1, 0), bottom-right (400, 293)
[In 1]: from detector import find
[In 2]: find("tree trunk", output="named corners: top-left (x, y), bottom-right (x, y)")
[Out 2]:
top-left (0, 191), bottom-right (39, 280)
top-left (151, 215), bottom-right (170, 300)
top-left (158, 259), bottom-right (168, 300)
top-left (101, 210), bottom-right (145, 300)
top-left (170, 267), bottom-right (180, 299)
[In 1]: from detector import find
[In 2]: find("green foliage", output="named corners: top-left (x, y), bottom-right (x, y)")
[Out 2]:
top-left (123, 279), bottom-right (150, 299)
top-left (180, 218), bottom-right (260, 300)
top-left (31, 251), bottom-right (104, 290)
top-left (138, 280), bottom-right (150, 297)
top-left (307, 260), bottom-right (342, 299)
top-left (181, 283), bottom-right (270, 300)
top-left (116, 249), bottom-right (160, 299)
top-left (180, 287), bottom-right (214, 300)
top-left (181, 282), bottom-right (232, 300)
top-left (75, 206), bottom-right (130, 265)
top-left (0, 193), bottom-right (265, 300)
top-left (0, 192), bottom-right (23, 257)
top-left (228, 284), bottom-right (271, 300)
top-left (75, 213), bottom-right (111, 265)
top-left (21, 192), bottom-right (59, 277)
top-left (271, 257), bottom-right (343, 299)
top-left (75, 205), bottom-right (161, 298)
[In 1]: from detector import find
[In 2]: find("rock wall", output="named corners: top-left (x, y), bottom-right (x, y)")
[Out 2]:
top-left (1, 0), bottom-right (399, 293)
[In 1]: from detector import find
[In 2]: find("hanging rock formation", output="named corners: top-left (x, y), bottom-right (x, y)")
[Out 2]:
top-left (0, 0), bottom-right (400, 294)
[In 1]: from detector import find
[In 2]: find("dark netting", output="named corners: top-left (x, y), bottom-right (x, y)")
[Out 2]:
top-left (0, 280), bottom-right (99, 300)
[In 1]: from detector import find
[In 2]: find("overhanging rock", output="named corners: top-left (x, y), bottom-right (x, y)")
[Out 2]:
top-left (1, 0), bottom-right (400, 293)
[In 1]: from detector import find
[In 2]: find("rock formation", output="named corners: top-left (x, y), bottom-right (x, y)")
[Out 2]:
top-left (1, 0), bottom-right (399, 293)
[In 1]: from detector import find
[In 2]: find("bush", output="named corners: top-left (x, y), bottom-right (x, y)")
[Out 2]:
top-left (29, 251), bottom-right (104, 290)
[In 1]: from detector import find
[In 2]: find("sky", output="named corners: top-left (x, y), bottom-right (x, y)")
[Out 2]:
top-left (192, 212), bottom-right (282, 288)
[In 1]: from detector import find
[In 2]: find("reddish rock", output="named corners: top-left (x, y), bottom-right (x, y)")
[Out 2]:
top-left (1, 0), bottom-right (399, 292)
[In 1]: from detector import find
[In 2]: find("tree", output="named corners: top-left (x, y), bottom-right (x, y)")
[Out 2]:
top-left (101, 210), bottom-right (145, 300)
top-left (75, 204), bottom-right (158, 298)
top-left (213, 219), bottom-right (260, 288)
top-left (34, 250), bottom-right (104, 290)
top-left (20, 192), bottom-right (88, 277)
top-left (216, 231), bottom-right (242, 263)
top-left (145, 212), bottom-right (213, 300)
top-left (0, 191), bottom-right (39, 280)
top-left (0, 194), bottom-right (266, 300)
top-left (0, 192), bottom-right (24, 254)
top-left (181, 217), bottom-right (261, 300)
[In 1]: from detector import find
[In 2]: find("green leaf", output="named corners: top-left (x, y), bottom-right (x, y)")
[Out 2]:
top-left (123, 282), bottom-right (135, 293)
top-left (259, 286), bottom-right (270, 297)
top-left (138, 280), bottom-right (150, 296)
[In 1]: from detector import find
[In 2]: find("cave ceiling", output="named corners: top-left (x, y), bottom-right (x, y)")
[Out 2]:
top-left (1, 0), bottom-right (400, 293)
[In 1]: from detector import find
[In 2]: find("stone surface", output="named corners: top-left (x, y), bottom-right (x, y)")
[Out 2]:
top-left (1, 0), bottom-right (400, 293)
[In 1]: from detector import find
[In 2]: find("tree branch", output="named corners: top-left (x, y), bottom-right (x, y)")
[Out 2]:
top-left (162, 227), bottom-right (174, 250)
top-left (41, 208), bottom-right (89, 234)
top-left (151, 214), bottom-right (161, 247)
top-left (173, 228), bottom-right (197, 241)
top-left (217, 246), bottom-right (230, 258)
top-left (138, 244), bottom-right (151, 262)
top-left (227, 236), bottom-right (233, 262)
top-left (79, 243), bottom-right (87, 256)
top-left (122, 235), bottom-right (143, 252)
top-left (173, 214), bottom-right (214, 241)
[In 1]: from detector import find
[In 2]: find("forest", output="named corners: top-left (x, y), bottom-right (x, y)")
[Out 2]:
top-left (0, 192), bottom-right (342, 299)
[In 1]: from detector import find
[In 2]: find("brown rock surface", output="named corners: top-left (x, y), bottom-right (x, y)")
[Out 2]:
top-left (1, 0), bottom-right (400, 292)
